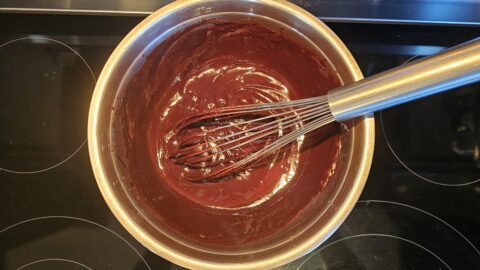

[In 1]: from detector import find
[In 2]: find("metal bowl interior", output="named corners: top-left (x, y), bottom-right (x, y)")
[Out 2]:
top-left (88, 0), bottom-right (374, 269)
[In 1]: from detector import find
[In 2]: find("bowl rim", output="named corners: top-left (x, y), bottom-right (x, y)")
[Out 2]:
top-left (88, 0), bottom-right (375, 269)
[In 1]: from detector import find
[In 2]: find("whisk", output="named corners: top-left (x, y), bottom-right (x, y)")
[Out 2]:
top-left (170, 38), bottom-right (480, 181)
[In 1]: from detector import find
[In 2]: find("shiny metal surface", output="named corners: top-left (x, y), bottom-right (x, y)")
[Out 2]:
top-left (88, 0), bottom-right (374, 269)
top-left (328, 38), bottom-right (480, 122)
top-left (1, 0), bottom-right (480, 25)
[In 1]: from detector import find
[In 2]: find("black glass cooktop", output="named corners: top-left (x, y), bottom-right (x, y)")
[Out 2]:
top-left (0, 13), bottom-right (479, 270)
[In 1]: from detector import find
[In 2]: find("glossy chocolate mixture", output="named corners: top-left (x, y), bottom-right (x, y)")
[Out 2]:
top-left (117, 18), bottom-right (342, 246)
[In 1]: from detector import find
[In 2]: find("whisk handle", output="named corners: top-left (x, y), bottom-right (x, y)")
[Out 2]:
top-left (327, 38), bottom-right (480, 122)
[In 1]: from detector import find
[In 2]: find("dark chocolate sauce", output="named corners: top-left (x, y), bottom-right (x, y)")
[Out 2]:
top-left (117, 18), bottom-right (342, 246)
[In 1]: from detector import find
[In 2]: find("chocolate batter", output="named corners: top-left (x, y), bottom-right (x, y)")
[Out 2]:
top-left (117, 18), bottom-right (342, 246)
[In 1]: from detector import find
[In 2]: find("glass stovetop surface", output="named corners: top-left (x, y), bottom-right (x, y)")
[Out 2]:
top-left (0, 14), bottom-right (479, 269)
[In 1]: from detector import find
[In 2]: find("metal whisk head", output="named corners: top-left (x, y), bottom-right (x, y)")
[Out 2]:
top-left (169, 95), bottom-right (336, 181)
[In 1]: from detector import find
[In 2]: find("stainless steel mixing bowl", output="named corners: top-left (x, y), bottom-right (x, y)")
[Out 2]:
top-left (88, 0), bottom-right (374, 269)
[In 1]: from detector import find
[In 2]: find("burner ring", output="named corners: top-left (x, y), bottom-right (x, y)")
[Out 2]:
top-left (290, 200), bottom-right (480, 269)
top-left (297, 234), bottom-right (451, 270)
top-left (17, 258), bottom-right (93, 270)
top-left (380, 55), bottom-right (480, 186)
top-left (0, 36), bottom-right (95, 174)
top-left (0, 216), bottom-right (151, 270)
top-left (381, 111), bottom-right (480, 186)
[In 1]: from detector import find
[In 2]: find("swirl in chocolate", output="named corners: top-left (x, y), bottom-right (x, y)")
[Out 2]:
top-left (117, 18), bottom-right (342, 246)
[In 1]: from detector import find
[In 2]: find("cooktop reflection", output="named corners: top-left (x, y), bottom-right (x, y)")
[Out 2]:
top-left (1, 14), bottom-right (479, 270)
